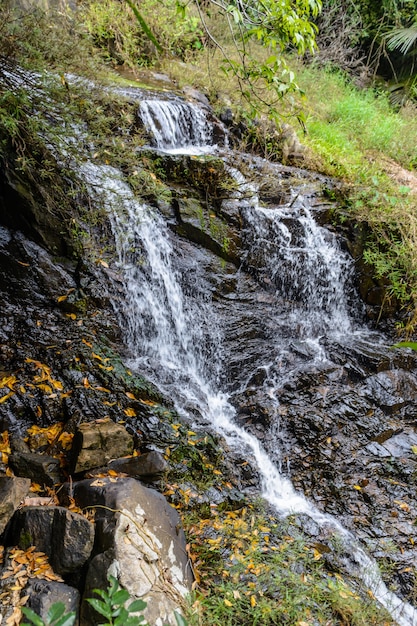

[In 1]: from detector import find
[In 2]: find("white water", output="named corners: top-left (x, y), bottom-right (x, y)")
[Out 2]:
top-left (77, 111), bottom-right (417, 624)
top-left (139, 99), bottom-right (216, 152)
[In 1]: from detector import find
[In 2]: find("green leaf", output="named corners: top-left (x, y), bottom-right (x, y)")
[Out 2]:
top-left (53, 614), bottom-right (77, 626)
top-left (47, 603), bottom-right (65, 624)
top-left (174, 611), bottom-right (188, 626)
top-left (21, 608), bottom-right (45, 626)
top-left (108, 574), bottom-right (119, 596)
top-left (87, 598), bottom-right (113, 620)
top-left (113, 608), bottom-right (129, 625)
top-left (128, 600), bottom-right (147, 613)
top-left (111, 589), bottom-right (130, 605)
top-left (393, 341), bottom-right (417, 350)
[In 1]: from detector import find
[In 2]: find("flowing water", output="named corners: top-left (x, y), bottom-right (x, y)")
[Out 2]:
top-left (138, 98), bottom-right (220, 152)
top-left (81, 98), bottom-right (416, 625)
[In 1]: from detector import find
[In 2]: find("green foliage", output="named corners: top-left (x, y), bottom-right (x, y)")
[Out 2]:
top-left (21, 577), bottom-right (189, 626)
top-left (183, 504), bottom-right (393, 626)
top-left (80, 0), bottom-right (204, 68)
top-left (87, 575), bottom-right (148, 625)
top-left (21, 602), bottom-right (76, 626)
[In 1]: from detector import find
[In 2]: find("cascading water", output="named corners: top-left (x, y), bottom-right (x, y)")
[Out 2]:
top-left (138, 98), bottom-right (220, 152)
top-left (80, 102), bottom-right (416, 624)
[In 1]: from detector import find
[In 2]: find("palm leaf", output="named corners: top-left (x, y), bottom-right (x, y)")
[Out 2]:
top-left (386, 25), bottom-right (417, 55)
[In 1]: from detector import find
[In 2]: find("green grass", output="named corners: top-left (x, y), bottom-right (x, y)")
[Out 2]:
top-left (182, 504), bottom-right (394, 626)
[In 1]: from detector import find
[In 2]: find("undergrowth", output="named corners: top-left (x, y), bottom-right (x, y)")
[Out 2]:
top-left (180, 502), bottom-right (393, 626)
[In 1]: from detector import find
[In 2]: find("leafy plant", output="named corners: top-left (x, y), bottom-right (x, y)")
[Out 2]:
top-left (21, 602), bottom-right (76, 626)
top-left (20, 576), bottom-right (189, 626)
top-left (87, 574), bottom-right (148, 625)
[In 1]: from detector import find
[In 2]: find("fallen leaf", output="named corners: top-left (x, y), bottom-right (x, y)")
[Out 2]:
top-left (0, 392), bottom-right (14, 404)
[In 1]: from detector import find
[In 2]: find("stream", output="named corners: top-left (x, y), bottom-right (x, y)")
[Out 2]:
top-left (83, 96), bottom-right (416, 624)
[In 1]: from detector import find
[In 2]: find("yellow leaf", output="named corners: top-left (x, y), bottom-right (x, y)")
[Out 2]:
top-left (224, 599), bottom-right (233, 607)
top-left (83, 377), bottom-right (90, 388)
top-left (98, 364), bottom-right (114, 371)
top-left (66, 313), bottom-right (77, 320)
top-left (233, 590), bottom-right (241, 599)
top-left (353, 485), bottom-right (362, 491)
top-left (36, 406), bottom-right (42, 418)
top-left (0, 375), bottom-right (17, 389)
top-left (313, 548), bottom-right (322, 561)
top-left (37, 384), bottom-right (53, 394)
top-left (140, 399), bottom-right (158, 407)
top-left (58, 432), bottom-right (74, 450)
top-left (123, 407), bottom-right (137, 418)
top-left (82, 338), bottom-right (93, 348)
top-left (97, 259), bottom-right (109, 268)
top-left (57, 294), bottom-right (68, 303)
top-left (250, 595), bottom-right (257, 607)
top-left (0, 391), bottom-right (14, 404)
top-left (126, 392), bottom-right (137, 400)
top-left (51, 379), bottom-right (63, 390)
top-left (95, 386), bottom-right (111, 393)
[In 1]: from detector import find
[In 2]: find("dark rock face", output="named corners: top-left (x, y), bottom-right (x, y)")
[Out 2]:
top-left (4, 506), bottom-right (94, 574)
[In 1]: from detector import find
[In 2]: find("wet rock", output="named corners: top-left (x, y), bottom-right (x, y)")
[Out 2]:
top-left (182, 86), bottom-right (210, 107)
top-left (71, 419), bottom-right (134, 473)
top-left (107, 451), bottom-right (168, 482)
top-left (24, 579), bottom-right (80, 623)
top-left (0, 476), bottom-right (31, 535)
top-left (8, 452), bottom-right (63, 487)
top-left (73, 477), bottom-right (193, 626)
top-left (4, 506), bottom-right (94, 575)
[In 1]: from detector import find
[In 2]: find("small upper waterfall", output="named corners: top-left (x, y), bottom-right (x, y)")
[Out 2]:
top-left (138, 98), bottom-right (220, 152)
top-left (77, 97), bottom-right (416, 625)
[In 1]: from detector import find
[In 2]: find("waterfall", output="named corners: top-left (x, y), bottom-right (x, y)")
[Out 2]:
top-left (78, 102), bottom-right (417, 625)
top-left (242, 197), bottom-right (356, 340)
top-left (138, 99), bottom-right (218, 152)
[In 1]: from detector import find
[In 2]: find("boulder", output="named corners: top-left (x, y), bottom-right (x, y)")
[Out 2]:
top-left (73, 477), bottom-right (193, 626)
top-left (24, 579), bottom-right (80, 623)
top-left (8, 452), bottom-right (62, 487)
top-left (71, 419), bottom-right (134, 473)
top-left (4, 506), bottom-right (94, 575)
top-left (108, 451), bottom-right (168, 482)
top-left (0, 476), bottom-right (31, 535)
